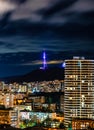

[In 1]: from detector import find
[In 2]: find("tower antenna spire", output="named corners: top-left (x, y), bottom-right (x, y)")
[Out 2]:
top-left (40, 50), bottom-right (47, 70)
top-left (43, 50), bottom-right (47, 69)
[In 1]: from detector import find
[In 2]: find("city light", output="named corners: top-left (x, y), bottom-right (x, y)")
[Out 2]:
top-left (62, 62), bottom-right (66, 68)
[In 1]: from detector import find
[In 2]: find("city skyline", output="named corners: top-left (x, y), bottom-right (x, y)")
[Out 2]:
top-left (0, 0), bottom-right (94, 77)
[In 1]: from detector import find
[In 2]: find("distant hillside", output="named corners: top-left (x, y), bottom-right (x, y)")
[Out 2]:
top-left (2, 67), bottom-right (64, 83)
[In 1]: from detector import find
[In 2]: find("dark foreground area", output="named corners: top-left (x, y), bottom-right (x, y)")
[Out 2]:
top-left (2, 67), bottom-right (64, 83)
top-left (0, 124), bottom-right (66, 130)
top-left (0, 126), bottom-right (64, 130)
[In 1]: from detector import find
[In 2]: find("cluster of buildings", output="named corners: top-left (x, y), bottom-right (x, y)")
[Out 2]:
top-left (1, 56), bottom-right (94, 130)
top-left (0, 80), bottom-right (64, 94)
top-left (0, 80), bottom-right (64, 128)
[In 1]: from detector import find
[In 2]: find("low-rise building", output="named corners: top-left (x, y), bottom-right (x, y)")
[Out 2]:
top-left (72, 118), bottom-right (94, 130)
top-left (0, 109), bottom-right (18, 128)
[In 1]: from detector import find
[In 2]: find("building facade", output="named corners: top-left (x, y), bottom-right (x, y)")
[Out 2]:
top-left (64, 57), bottom-right (94, 126)
top-left (0, 109), bottom-right (18, 127)
top-left (72, 118), bottom-right (94, 130)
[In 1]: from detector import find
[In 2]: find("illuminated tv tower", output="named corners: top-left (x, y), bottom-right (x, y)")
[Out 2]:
top-left (40, 50), bottom-right (47, 70)
top-left (43, 51), bottom-right (47, 69)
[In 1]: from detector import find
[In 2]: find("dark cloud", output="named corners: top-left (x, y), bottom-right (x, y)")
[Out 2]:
top-left (0, 0), bottom-right (93, 36)
top-left (3, 0), bottom-right (27, 5)
top-left (9, 0), bottom-right (27, 4)
top-left (0, 52), bottom-right (40, 64)
top-left (0, 0), bottom-right (27, 29)
top-left (0, 12), bottom-right (12, 28)
top-left (79, 11), bottom-right (94, 24)
top-left (39, 0), bottom-right (78, 19)
top-left (0, 0), bottom-right (94, 77)
top-left (0, 35), bottom-right (93, 54)
top-left (0, 0), bottom-right (94, 27)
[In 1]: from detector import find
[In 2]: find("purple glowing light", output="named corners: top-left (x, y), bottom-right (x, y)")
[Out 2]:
top-left (43, 52), bottom-right (46, 59)
top-left (43, 51), bottom-right (47, 69)
top-left (40, 51), bottom-right (47, 70)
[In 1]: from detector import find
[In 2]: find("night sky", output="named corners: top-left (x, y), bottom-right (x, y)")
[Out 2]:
top-left (0, 0), bottom-right (94, 77)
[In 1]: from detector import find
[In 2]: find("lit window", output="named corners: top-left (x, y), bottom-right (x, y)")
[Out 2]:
top-left (67, 87), bottom-right (70, 90)
top-left (82, 95), bottom-right (85, 98)
top-left (81, 102), bottom-right (84, 108)
top-left (69, 97), bottom-right (72, 100)
top-left (69, 75), bottom-right (73, 78)
top-left (82, 80), bottom-right (84, 83)
top-left (78, 61), bottom-right (81, 67)
top-left (76, 75), bottom-right (78, 80)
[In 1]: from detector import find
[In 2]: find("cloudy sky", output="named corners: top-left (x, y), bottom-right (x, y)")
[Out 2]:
top-left (0, 0), bottom-right (94, 77)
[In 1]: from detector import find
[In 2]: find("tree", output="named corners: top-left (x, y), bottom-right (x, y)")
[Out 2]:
top-left (68, 122), bottom-right (72, 130)
top-left (59, 122), bottom-right (65, 129)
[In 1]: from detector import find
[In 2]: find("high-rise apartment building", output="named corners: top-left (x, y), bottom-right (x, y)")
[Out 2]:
top-left (64, 57), bottom-right (94, 126)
